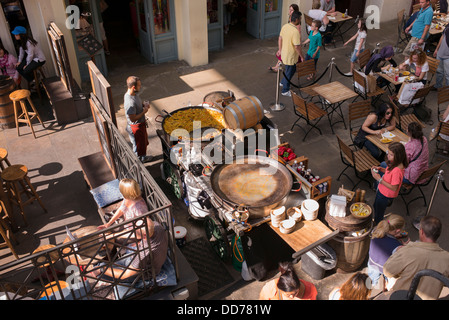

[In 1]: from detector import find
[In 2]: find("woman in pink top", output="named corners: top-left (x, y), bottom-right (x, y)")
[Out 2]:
top-left (0, 45), bottom-right (20, 84)
top-left (403, 122), bottom-right (429, 184)
top-left (371, 142), bottom-right (408, 225)
top-left (98, 178), bottom-right (149, 230)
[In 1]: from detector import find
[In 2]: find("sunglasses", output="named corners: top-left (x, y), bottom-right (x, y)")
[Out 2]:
top-left (386, 111), bottom-right (392, 115)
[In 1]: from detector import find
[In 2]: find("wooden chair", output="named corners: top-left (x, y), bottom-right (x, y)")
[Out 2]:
top-left (356, 49), bottom-right (371, 71)
top-left (396, 9), bottom-right (410, 49)
top-left (388, 95), bottom-right (425, 132)
top-left (352, 70), bottom-right (385, 105)
top-left (296, 59), bottom-right (319, 101)
top-left (348, 100), bottom-right (372, 147)
top-left (290, 91), bottom-right (327, 141)
top-left (437, 85), bottom-right (449, 117)
top-left (394, 84), bottom-right (432, 113)
top-left (9, 89), bottom-right (45, 139)
top-left (336, 135), bottom-right (380, 190)
top-left (432, 121), bottom-right (449, 161)
top-left (304, 14), bottom-right (313, 36)
top-left (399, 161), bottom-right (447, 215)
top-left (0, 148), bottom-right (12, 171)
top-left (426, 56), bottom-right (440, 85)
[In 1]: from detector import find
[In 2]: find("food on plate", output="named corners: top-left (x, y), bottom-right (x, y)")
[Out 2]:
top-left (380, 137), bottom-right (393, 143)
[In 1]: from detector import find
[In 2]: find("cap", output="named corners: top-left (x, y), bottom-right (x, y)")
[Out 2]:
top-left (11, 26), bottom-right (27, 35)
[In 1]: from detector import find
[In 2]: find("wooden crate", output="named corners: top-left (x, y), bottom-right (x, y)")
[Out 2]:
top-left (271, 143), bottom-right (332, 201)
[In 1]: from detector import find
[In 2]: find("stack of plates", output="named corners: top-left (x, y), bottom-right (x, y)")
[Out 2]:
top-left (287, 206), bottom-right (303, 222)
top-left (271, 206), bottom-right (286, 227)
top-left (280, 219), bottom-right (296, 234)
top-left (301, 199), bottom-right (319, 221)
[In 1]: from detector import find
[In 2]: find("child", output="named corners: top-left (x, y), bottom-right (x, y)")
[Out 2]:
top-left (371, 142), bottom-right (408, 225)
top-left (344, 18), bottom-right (368, 76)
top-left (367, 214), bottom-right (409, 288)
top-left (302, 20), bottom-right (322, 80)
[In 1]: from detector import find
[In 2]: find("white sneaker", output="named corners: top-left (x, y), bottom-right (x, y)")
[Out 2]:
top-left (344, 72), bottom-right (353, 76)
top-left (279, 83), bottom-right (283, 87)
top-left (281, 91), bottom-right (291, 97)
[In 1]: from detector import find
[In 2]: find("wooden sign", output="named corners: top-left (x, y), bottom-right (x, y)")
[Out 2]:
top-left (47, 22), bottom-right (74, 94)
top-left (78, 34), bottom-right (103, 57)
top-left (87, 60), bottom-right (116, 126)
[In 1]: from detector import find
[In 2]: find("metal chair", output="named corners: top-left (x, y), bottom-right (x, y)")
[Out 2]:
top-left (348, 99), bottom-right (372, 147)
top-left (336, 135), bottom-right (380, 190)
top-left (399, 161), bottom-right (446, 215)
top-left (394, 84), bottom-right (433, 114)
top-left (290, 91), bottom-right (327, 141)
top-left (396, 9), bottom-right (410, 50)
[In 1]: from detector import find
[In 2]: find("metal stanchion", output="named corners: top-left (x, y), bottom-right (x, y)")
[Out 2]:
top-left (328, 57), bottom-right (336, 83)
top-left (412, 170), bottom-right (445, 230)
top-left (269, 63), bottom-right (285, 112)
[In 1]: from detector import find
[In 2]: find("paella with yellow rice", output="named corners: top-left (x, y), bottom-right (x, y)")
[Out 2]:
top-left (163, 107), bottom-right (227, 140)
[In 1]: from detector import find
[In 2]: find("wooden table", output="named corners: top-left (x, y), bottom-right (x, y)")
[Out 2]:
top-left (366, 128), bottom-right (409, 153)
top-left (313, 81), bottom-right (358, 133)
top-left (429, 15), bottom-right (448, 35)
top-left (269, 219), bottom-right (339, 260)
top-left (376, 70), bottom-right (418, 86)
top-left (327, 11), bottom-right (354, 43)
top-left (62, 226), bottom-right (113, 266)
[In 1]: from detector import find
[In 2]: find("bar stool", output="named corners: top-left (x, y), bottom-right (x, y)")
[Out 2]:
top-left (0, 206), bottom-right (19, 260)
top-left (10, 89), bottom-right (45, 139)
top-left (0, 148), bottom-right (12, 171)
top-left (1, 164), bottom-right (47, 226)
top-left (32, 66), bottom-right (46, 102)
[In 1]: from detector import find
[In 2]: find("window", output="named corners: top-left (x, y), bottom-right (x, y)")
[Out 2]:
top-left (152, 0), bottom-right (170, 35)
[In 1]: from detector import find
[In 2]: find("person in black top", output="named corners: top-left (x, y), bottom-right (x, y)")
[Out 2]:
top-left (365, 45), bottom-right (397, 89)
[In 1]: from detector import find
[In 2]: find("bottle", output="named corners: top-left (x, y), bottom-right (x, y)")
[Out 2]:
top-left (360, 190), bottom-right (366, 203)
top-left (355, 188), bottom-right (361, 202)
top-left (292, 160), bottom-right (298, 171)
top-left (344, 9), bottom-right (348, 17)
top-left (322, 182), bottom-right (328, 193)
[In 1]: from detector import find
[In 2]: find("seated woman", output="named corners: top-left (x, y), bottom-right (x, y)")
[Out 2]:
top-left (380, 122), bottom-right (428, 184)
top-left (367, 214), bottom-right (408, 288)
top-left (353, 103), bottom-right (397, 160)
top-left (399, 49), bottom-right (429, 86)
top-left (89, 217), bottom-right (168, 282)
top-left (98, 178), bottom-right (149, 231)
top-left (0, 45), bottom-right (20, 85)
top-left (11, 26), bottom-right (46, 84)
top-left (259, 262), bottom-right (317, 300)
top-left (365, 45), bottom-right (397, 88)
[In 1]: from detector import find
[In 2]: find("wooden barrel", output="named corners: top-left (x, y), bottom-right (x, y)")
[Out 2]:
top-left (325, 202), bottom-right (373, 272)
top-left (223, 96), bottom-right (264, 130)
top-left (0, 76), bottom-right (16, 129)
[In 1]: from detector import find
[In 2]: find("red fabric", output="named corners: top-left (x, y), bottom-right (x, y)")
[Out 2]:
top-left (130, 122), bottom-right (148, 156)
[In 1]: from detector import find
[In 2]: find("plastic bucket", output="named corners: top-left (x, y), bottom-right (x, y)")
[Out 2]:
top-left (174, 226), bottom-right (187, 247)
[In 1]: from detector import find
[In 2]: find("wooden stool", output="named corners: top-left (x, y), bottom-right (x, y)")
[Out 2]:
top-left (0, 148), bottom-right (12, 171)
top-left (10, 89), bottom-right (45, 139)
top-left (1, 164), bottom-right (47, 226)
top-left (32, 66), bottom-right (46, 102)
top-left (32, 244), bottom-right (62, 283)
top-left (0, 206), bottom-right (19, 260)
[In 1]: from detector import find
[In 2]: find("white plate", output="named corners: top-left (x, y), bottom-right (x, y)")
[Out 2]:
top-left (382, 132), bottom-right (395, 139)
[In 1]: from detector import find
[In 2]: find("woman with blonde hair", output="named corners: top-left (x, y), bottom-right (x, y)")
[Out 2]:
top-left (367, 214), bottom-right (409, 287)
top-left (98, 178), bottom-right (149, 230)
top-left (329, 272), bottom-right (372, 300)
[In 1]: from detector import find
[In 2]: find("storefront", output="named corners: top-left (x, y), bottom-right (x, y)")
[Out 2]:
top-left (0, 0), bottom-right (290, 88)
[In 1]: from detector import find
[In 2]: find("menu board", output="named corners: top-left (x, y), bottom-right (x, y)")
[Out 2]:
top-left (78, 34), bottom-right (103, 57)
